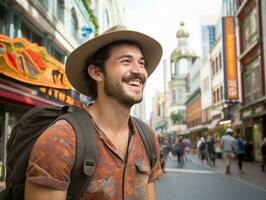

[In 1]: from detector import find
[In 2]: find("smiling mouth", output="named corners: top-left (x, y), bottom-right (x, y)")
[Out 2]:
top-left (126, 79), bottom-right (142, 87)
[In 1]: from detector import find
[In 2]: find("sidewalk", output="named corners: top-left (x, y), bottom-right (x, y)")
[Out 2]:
top-left (183, 154), bottom-right (266, 190)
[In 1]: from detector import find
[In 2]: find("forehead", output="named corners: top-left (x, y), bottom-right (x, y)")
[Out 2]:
top-left (109, 43), bottom-right (144, 57)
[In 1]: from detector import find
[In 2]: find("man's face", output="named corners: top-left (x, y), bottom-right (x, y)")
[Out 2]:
top-left (102, 43), bottom-right (148, 108)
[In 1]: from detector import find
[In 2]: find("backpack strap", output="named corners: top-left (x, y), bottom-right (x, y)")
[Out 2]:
top-left (57, 106), bottom-right (98, 200)
top-left (132, 117), bottom-right (157, 168)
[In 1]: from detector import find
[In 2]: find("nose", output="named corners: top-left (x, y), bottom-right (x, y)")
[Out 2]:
top-left (131, 60), bottom-right (147, 74)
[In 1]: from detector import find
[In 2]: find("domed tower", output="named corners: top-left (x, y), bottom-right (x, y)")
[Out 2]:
top-left (170, 22), bottom-right (197, 78)
top-left (167, 22), bottom-right (197, 133)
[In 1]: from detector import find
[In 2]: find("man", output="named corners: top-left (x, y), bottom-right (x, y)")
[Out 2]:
top-left (234, 135), bottom-right (245, 173)
top-left (221, 127), bottom-right (235, 174)
top-left (24, 25), bottom-right (163, 200)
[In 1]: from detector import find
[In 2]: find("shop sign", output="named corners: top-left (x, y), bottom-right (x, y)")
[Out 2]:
top-left (242, 109), bottom-right (252, 118)
top-left (39, 87), bottom-right (74, 105)
top-left (222, 17), bottom-right (239, 101)
top-left (0, 35), bottom-right (71, 90)
top-left (254, 103), bottom-right (264, 114)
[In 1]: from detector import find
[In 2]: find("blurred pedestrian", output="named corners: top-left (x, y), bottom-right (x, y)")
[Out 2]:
top-left (183, 137), bottom-right (191, 162)
top-left (207, 136), bottom-right (216, 166)
top-left (199, 137), bottom-right (208, 164)
top-left (196, 137), bottom-right (202, 160)
top-left (158, 135), bottom-right (171, 172)
top-left (174, 138), bottom-right (185, 167)
top-left (235, 135), bottom-right (245, 173)
top-left (261, 137), bottom-right (266, 173)
top-left (221, 127), bottom-right (235, 174)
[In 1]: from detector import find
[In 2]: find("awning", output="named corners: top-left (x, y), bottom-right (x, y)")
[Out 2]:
top-left (209, 118), bottom-right (221, 130)
top-left (189, 124), bottom-right (208, 133)
top-left (232, 118), bottom-right (242, 128)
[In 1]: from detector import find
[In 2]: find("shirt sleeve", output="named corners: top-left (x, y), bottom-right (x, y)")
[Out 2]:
top-left (26, 120), bottom-right (76, 190)
top-left (148, 129), bottom-right (163, 183)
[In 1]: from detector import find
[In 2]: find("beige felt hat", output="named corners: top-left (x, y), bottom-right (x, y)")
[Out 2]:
top-left (65, 25), bottom-right (163, 96)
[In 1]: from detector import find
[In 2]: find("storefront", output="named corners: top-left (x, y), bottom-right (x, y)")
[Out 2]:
top-left (0, 35), bottom-right (82, 179)
top-left (241, 99), bottom-right (266, 161)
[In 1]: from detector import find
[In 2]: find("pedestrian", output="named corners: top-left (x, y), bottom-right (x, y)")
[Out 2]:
top-left (174, 138), bottom-right (185, 167)
top-left (221, 127), bottom-right (235, 174)
top-left (183, 137), bottom-right (191, 162)
top-left (24, 25), bottom-right (163, 199)
top-left (206, 136), bottom-right (216, 166)
top-left (235, 135), bottom-right (245, 173)
top-left (196, 136), bottom-right (202, 160)
top-left (199, 137), bottom-right (208, 164)
top-left (261, 137), bottom-right (266, 173)
top-left (158, 135), bottom-right (171, 173)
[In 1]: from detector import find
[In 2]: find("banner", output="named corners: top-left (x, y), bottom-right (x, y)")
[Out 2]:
top-left (222, 17), bottom-right (238, 101)
top-left (0, 35), bottom-right (71, 90)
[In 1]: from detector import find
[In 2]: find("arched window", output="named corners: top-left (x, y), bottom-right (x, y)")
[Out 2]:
top-left (70, 8), bottom-right (79, 37)
top-left (56, 0), bottom-right (65, 23)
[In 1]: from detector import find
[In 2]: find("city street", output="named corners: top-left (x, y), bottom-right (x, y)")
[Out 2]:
top-left (156, 155), bottom-right (266, 200)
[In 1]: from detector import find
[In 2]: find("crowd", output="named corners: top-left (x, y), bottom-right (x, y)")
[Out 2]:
top-left (158, 128), bottom-right (266, 175)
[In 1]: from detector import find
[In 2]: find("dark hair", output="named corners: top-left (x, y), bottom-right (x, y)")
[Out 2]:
top-left (84, 40), bottom-right (142, 99)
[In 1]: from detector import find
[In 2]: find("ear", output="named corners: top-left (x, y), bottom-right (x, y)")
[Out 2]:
top-left (87, 64), bottom-right (103, 82)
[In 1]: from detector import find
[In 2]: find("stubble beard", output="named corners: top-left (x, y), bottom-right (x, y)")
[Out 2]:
top-left (103, 77), bottom-right (143, 108)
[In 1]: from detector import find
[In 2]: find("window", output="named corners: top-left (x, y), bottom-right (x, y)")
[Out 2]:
top-left (51, 46), bottom-right (64, 63)
top-left (21, 23), bottom-right (43, 45)
top-left (220, 86), bottom-right (223, 101)
top-left (244, 59), bottom-right (261, 103)
top-left (0, 5), bottom-right (7, 34)
top-left (39, 0), bottom-right (48, 8)
top-left (70, 8), bottom-right (79, 37)
top-left (240, 6), bottom-right (258, 52)
top-left (56, 0), bottom-right (65, 23)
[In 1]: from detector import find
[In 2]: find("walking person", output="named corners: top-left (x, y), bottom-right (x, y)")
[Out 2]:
top-left (174, 138), bottom-right (185, 167)
top-left (235, 135), bottom-right (245, 173)
top-left (261, 137), bottom-right (266, 173)
top-left (221, 127), bottom-right (235, 174)
top-left (199, 137), bottom-right (208, 164)
top-left (24, 25), bottom-right (163, 199)
top-left (206, 136), bottom-right (216, 166)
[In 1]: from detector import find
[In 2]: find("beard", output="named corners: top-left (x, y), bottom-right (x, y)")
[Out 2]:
top-left (103, 72), bottom-right (145, 108)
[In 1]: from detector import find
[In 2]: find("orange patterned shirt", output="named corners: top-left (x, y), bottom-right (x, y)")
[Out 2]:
top-left (26, 117), bottom-right (162, 200)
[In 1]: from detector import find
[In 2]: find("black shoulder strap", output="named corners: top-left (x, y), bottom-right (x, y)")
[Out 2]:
top-left (57, 107), bottom-right (98, 200)
top-left (132, 117), bottom-right (157, 168)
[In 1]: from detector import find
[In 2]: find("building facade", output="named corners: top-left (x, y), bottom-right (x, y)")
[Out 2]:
top-left (236, 0), bottom-right (266, 161)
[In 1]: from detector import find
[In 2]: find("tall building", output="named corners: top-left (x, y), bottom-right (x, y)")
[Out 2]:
top-left (201, 25), bottom-right (216, 59)
top-left (236, 0), bottom-right (266, 161)
top-left (168, 22), bottom-right (197, 135)
top-left (93, 0), bottom-right (125, 33)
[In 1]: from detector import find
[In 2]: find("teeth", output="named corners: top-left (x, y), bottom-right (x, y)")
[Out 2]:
top-left (128, 80), bottom-right (141, 86)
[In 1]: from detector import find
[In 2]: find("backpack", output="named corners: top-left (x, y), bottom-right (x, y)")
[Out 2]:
top-left (0, 106), bottom-right (157, 200)
top-left (199, 141), bottom-right (206, 150)
top-left (238, 139), bottom-right (244, 151)
top-left (175, 144), bottom-right (181, 155)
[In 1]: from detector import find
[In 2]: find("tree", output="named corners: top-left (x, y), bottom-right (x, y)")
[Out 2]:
top-left (170, 112), bottom-right (182, 124)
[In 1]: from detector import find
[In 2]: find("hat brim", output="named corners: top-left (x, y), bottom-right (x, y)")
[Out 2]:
top-left (65, 29), bottom-right (162, 96)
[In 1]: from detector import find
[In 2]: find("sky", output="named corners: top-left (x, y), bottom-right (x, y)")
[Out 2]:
top-left (125, 0), bottom-right (222, 119)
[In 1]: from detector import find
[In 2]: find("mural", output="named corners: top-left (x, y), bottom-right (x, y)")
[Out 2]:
top-left (0, 35), bottom-right (71, 90)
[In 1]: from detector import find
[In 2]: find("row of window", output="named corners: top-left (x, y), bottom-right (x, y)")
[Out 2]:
top-left (212, 86), bottom-right (223, 104)
top-left (211, 52), bottom-right (222, 76)
top-left (0, 0), bottom-right (82, 63)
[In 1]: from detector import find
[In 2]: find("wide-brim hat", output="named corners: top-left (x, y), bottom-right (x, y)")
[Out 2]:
top-left (65, 25), bottom-right (163, 96)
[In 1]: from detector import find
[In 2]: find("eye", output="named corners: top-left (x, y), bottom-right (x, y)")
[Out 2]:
top-left (121, 59), bottom-right (131, 64)
top-left (139, 60), bottom-right (145, 67)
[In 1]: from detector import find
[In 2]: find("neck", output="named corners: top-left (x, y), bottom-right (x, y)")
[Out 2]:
top-left (87, 96), bottom-right (131, 134)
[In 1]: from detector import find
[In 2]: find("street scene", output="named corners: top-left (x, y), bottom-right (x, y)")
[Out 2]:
top-left (156, 154), bottom-right (266, 200)
top-left (0, 0), bottom-right (266, 199)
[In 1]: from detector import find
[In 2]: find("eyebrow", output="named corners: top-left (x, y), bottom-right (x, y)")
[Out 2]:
top-left (118, 54), bottom-right (145, 62)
